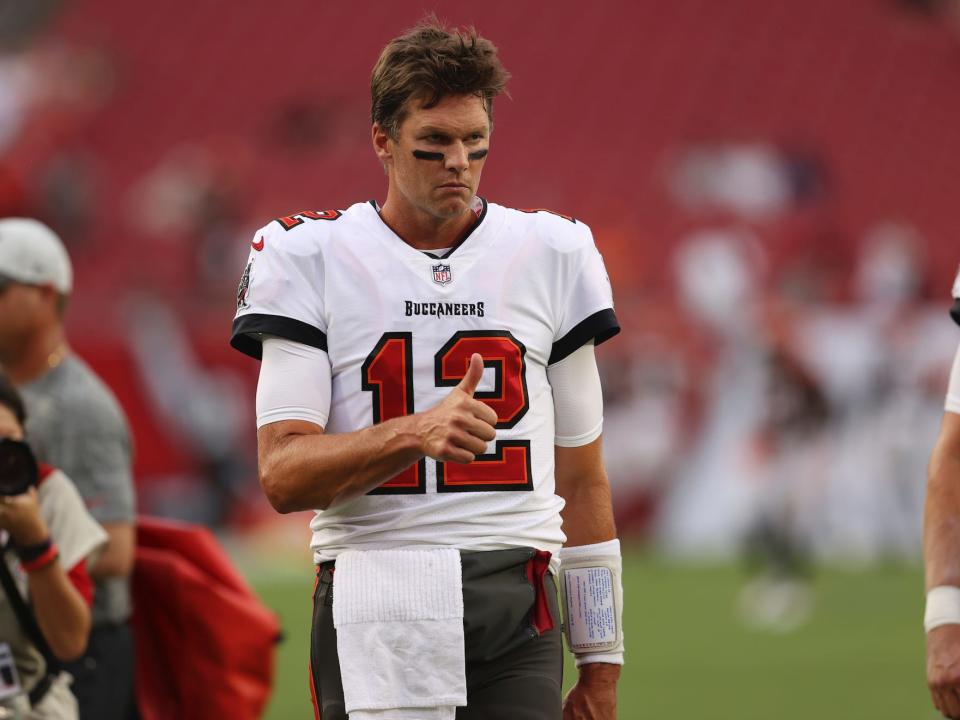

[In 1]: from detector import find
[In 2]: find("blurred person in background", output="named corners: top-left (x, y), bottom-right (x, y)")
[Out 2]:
top-left (793, 222), bottom-right (942, 561)
top-left (0, 370), bottom-right (107, 719)
top-left (658, 227), bottom-right (770, 556)
top-left (738, 347), bottom-right (829, 632)
top-left (125, 297), bottom-right (251, 526)
top-left (922, 268), bottom-right (960, 719)
top-left (0, 219), bottom-right (137, 720)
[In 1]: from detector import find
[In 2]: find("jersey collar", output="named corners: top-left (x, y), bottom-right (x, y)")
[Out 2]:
top-left (366, 197), bottom-right (488, 260)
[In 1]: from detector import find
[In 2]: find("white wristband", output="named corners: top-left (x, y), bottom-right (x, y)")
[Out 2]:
top-left (558, 539), bottom-right (625, 662)
top-left (924, 586), bottom-right (960, 632)
top-left (574, 652), bottom-right (624, 668)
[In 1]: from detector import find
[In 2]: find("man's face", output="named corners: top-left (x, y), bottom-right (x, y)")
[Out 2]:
top-left (375, 93), bottom-right (491, 221)
top-left (0, 278), bottom-right (49, 356)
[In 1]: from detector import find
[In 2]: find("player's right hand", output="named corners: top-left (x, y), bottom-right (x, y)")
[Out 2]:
top-left (417, 352), bottom-right (498, 464)
top-left (927, 624), bottom-right (960, 718)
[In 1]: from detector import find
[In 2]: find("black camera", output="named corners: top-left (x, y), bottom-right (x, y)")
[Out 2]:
top-left (0, 438), bottom-right (38, 497)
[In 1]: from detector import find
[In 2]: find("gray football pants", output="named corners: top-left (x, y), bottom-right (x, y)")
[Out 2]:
top-left (309, 547), bottom-right (563, 720)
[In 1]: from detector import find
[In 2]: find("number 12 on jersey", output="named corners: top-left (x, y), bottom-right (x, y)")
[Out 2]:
top-left (361, 331), bottom-right (532, 494)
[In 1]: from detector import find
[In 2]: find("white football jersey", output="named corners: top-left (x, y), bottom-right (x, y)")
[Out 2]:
top-left (231, 198), bottom-right (619, 562)
top-left (952, 265), bottom-right (960, 326)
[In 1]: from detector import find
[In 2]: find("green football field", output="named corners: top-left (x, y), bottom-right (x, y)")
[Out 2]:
top-left (250, 551), bottom-right (932, 719)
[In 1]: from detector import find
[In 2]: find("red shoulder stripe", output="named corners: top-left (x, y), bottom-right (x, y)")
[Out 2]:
top-left (38, 463), bottom-right (56, 485)
top-left (67, 559), bottom-right (94, 606)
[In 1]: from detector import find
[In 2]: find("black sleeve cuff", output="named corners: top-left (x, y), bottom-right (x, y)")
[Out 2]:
top-left (952, 298), bottom-right (960, 327)
top-left (548, 308), bottom-right (620, 365)
top-left (230, 313), bottom-right (328, 360)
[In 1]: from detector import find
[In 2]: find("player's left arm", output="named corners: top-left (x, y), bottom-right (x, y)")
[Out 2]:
top-left (555, 438), bottom-right (621, 718)
top-left (550, 343), bottom-right (621, 720)
top-left (551, 342), bottom-right (616, 545)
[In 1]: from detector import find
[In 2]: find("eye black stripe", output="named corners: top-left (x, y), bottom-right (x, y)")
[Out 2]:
top-left (412, 150), bottom-right (444, 161)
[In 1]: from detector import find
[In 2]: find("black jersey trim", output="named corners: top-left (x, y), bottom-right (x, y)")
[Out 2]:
top-left (367, 198), bottom-right (488, 260)
top-left (230, 313), bottom-right (327, 360)
top-left (952, 298), bottom-right (960, 327)
top-left (548, 308), bottom-right (620, 365)
top-left (441, 198), bottom-right (487, 259)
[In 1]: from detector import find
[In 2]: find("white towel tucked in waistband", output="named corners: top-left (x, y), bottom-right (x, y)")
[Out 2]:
top-left (332, 548), bottom-right (466, 717)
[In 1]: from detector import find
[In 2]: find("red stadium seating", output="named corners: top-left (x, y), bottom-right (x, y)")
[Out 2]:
top-left (16, 0), bottom-right (960, 513)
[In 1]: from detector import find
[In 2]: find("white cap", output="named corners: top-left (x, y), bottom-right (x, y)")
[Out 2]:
top-left (0, 218), bottom-right (73, 294)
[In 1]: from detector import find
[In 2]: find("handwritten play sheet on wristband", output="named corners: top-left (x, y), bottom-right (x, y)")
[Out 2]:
top-left (565, 567), bottom-right (616, 648)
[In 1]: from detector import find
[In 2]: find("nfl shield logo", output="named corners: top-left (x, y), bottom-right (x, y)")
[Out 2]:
top-left (432, 263), bottom-right (452, 286)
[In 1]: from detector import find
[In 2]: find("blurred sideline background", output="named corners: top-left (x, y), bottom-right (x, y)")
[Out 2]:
top-left (2, 0), bottom-right (959, 716)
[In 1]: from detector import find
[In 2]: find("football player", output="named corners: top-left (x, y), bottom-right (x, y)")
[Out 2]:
top-left (924, 268), bottom-right (960, 719)
top-left (232, 20), bottom-right (623, 720)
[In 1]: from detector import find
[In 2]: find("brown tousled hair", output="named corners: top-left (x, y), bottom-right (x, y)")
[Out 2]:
top-left (371, 17), bottom-right (510, 139)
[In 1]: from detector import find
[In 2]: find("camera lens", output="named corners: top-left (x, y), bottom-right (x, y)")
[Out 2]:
top-left (0, 439), bottom-right (38, 496)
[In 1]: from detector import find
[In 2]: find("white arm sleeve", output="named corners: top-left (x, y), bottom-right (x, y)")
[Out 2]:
top-left (547, 341), bottom-right (604, 447)
top-left (256, 337), bottom-right (332, 429)
top-left (947, 341), bottom-right (960, 416)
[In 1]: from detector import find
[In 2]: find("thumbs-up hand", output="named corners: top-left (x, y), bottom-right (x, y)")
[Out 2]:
top-left (457, 352), bottom-right (486, 398)
top-left (417, 353), bottom-right (499, 464)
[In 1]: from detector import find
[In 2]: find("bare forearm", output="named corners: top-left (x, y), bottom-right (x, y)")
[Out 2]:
top-left (259, 354), bottom-right (497, 513)
top-left (29, 563), bottom-right (91, 661)
top-left (560, 479), bottom-right (617, 546)
top-left (555, 442), bottom-right (622, 702)
top-left (925, 444), bottom-right (960, 589)
top-left (555, 439), bottom-right (617, 547)
top-left (259, 416), bottom-right (424, 512)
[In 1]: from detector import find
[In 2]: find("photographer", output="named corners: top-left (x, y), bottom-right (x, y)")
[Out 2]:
top-left (0, 218), bottom-right (137, 719)
top-left (0, 372), bottom-right (106, 719)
